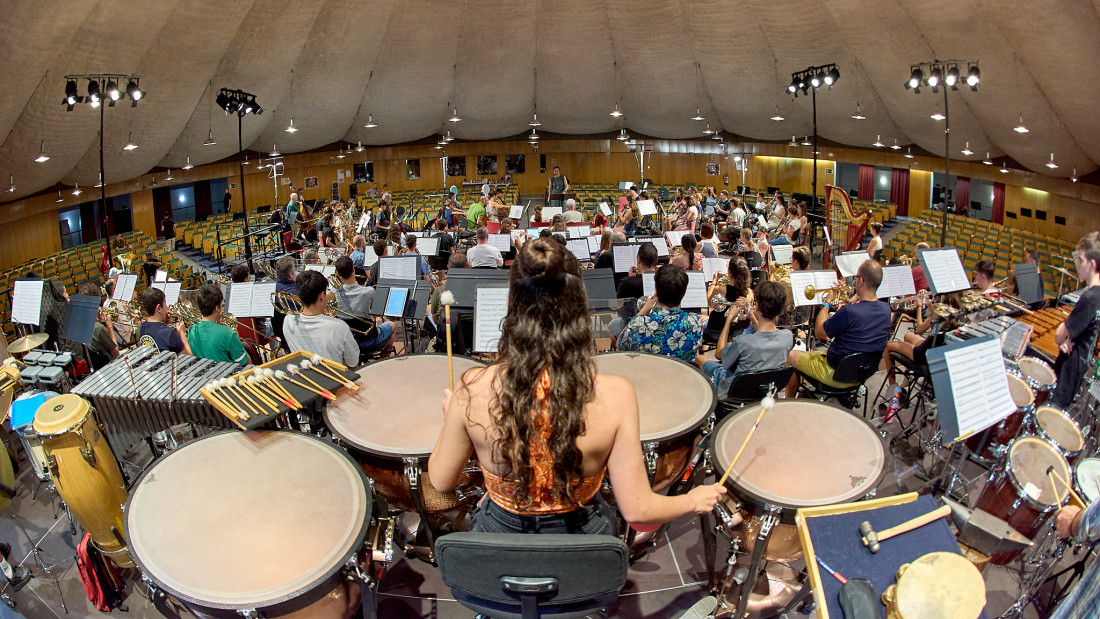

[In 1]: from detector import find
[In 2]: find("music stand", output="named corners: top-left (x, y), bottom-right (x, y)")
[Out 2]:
top-left (1014, 263), bottom-right (1044, 305)
top-left (547, 192), bottom-right (575, 207)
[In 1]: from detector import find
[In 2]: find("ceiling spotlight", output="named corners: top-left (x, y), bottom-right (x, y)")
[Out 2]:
top-left (927, 67), bottom-right (942, 88)
top-left (64, 80), bottom-right (79, 108)
top-left (123, 132), bottom-right (139, 150)
top-left (810, 72), bottom-right (822, 88)
top-left (945, 65), bottom-right (960, 88)
top-left (106, 79), bottom-right (121, 101)
top-left (243, 96), bottom-right (257, 115)
top-left (906, 68), bottom-right (923, 90)
top-left (94, 173), bottom-right (103, 188)
top-left (904, 148), bottom-right (914, 159)
top-left (363, 114), bottom-right (378, 128)
top-left (35, 141), bottom-right (50, 163)
top-left (966, 65), bottom-right (981, 89)
top-left (56, 190), bottom-right (64, 203)
top-left (126, 79), bottom-right (143, 101)
top-left (355, 140), bottom-right (365, 152)
top-left (982, 152), bottom-right (993, 165)
top-left (448, 107), bottom-right (462, 122)
top-left (1013, 115), bottom-right (1029, 133)
top-left (609, 103), bottom-right (623, 117)
top-left (733, 155), bottom-right (742, 162)
top-left (961, 142), bottom-right (973, 156)
top-left (529, 113), bottom-right (541, 127)
top-left (616, 129), bottom-right (630, 142)
top-left (931, 109), bottom-right (946, 121)
top-left (1046, 153), bottom-right (1058, 169)
top-left (787, 78), bottom-right (798, 94)
top-left (1072, 168), bottom-right (1078, 182)
top-left (164, 169), bottom-right (174, 181)
top-left (336, 147), bottom-right (346, 159)
top-left (203, 130), bottom-right (217, 146)
top-left (788, 136), bottom-right (798, 146)
top-left (825, 66), bottom-right (840, 86)
top-left (890, 138), bottom-right (901, 150)
top-left (872, 135), bottom-right (884, 147)
top-left (692, 107), bottom-right (706, 121)
top-left (72, 183), bottom-right (82, 196)
top-left (216, 91), bottom-right (229, 110)
top-left (182, 156), bottom-right (194, 170)
top-left (87, 80), bottom-right (101, 103)
top-left (6, 175), bottom-right (13, 193)
top-left (285, 118), bottom-right (298, 133)
top-left (438, 135), bottom-right (448, 146)
top-left (851, 103), bottom-right (866, 120)
top-left (801, 137), bottom-right (812, 146)
top-left (434, 143), bottom-right (445, 150)
top-left (771, 106), bottom-right (785, 121)
top-left (269, 144), bottom-right (280, 157)
top-left (703, 123), bottom-right (716, 136)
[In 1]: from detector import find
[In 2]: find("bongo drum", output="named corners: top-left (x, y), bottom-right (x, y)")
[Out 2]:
top-left (881, 552), bottom-right (985, 619)
top-left (33, 394), bottom-right (132, 567)
top-left (125, 431), bottom-right (370, 618)
top-left (593, 352), bottom-right (715, 492)
top-left (1073, 458), bottom-right (1100, 505)
top-left (1015, 357), bottom-right (1057, 407)
top-left (325, 354), bottom-right (487, 513)
top-left (964, 372), bottom-right (1034, 461)
top-left (973, 435), bottom-right (1070, 564)
top-left (1029, 405), bottom-right (1084, 463)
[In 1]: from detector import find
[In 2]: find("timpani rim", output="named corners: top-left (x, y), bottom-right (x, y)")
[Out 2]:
top-left (1017, 356), bottom-right (1057, 387)
top-left (1004, 434), bottom-right (1071, 511)
top-left (1034, 405), bottom-right (1084, 452)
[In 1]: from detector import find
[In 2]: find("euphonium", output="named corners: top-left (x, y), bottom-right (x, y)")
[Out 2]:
top-left (804, 283), bottom-right (853, 301)
top-left (713, 273), bottom-right (731, 286)
top-left (772, 264), bottom-right (791, 280)
top-left (328, 272), bottom-right (343, 289)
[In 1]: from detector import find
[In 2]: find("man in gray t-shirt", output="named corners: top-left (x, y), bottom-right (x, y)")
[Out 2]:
top-left (466, 227), bottom-right (504, 268)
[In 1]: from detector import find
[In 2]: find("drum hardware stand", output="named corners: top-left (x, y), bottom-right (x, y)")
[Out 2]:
top-left (5, 505), bottom-right (69, 613)
top-left (727, 509), bottom-right (779, 619)
top-left (997, 529), bottom-right (1071, 619)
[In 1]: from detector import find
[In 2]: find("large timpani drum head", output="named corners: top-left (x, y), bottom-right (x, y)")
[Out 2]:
top-left (32, 393), bottom-right (90, 436)
top-left (1074, 458), bottom-right (1100, 504)
top-left (1017, 357), bottom-right (1056, 388)
top-left (592, 352), bottom-right (715, 442)
top-left (325, 355), bottom-right (487, 457)
top-left (713, 401), bottom-right (885, 511)
top-left (888, 552), bottom-right (985, 619)
top-left (1034, 405), bottom-right (1084, 457)
top-left (1005, 436), bottom-right (1070, 510)
top-left (125, 431), bottom-right (371, 613)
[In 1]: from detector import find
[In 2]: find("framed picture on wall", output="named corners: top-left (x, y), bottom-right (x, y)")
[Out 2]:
top-left (305, 176), bottom-right (319, 188)
top-left (406, 159), bottom-right (421, 180)
top-left (477, 155), bottom-right (498, 175)
top-left (354, 162), bottom-right (373, 183)
top-left (446, 157), bottom-right (467, 177)
top-left (505, 154), bottom-right (526, 174)
top-left (705, 163), bottom-right (720, 176)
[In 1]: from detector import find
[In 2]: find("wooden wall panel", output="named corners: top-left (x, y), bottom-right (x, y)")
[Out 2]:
top-left (908, 170), bottom-right (932, 219)
top-left (130, 189), bottom-right (157, 239)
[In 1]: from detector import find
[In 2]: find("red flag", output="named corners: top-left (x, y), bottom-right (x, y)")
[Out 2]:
top-left (99, 244), bottom-right (110, 273)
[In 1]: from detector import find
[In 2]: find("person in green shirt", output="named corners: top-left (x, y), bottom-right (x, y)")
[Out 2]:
top-left (188, 284), bottom-right (249, 366)
top-left (286, 192), bottom-right (301, 228)
top-left (466, 195), bottom-right (488, 230)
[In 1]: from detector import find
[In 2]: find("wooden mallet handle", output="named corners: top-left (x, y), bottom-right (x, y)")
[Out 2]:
top-left (444, 304), bottom-right (454, 391)
top-left (718, 405), bottom-right (769, 486)
top-left (873, 504), bottom-right (952, 544)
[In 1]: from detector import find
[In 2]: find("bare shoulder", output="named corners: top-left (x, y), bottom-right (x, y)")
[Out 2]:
top-left (591, 374), bottom-right (637, 418)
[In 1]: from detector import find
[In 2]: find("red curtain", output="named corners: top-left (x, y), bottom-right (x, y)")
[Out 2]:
top-left (858, 164), bottom-right (874, 202)
top-left (890, 168), bottom-right (910, 216)
top-left (992, 182), bottom-right (1005, 224)
top-left (956, 177), bottom-right (970, 215)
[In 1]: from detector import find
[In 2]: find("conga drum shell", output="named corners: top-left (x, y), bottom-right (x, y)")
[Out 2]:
top-left (884, 552), bottom-right (985, 619)
top-left (964, 373), bottom-right (1034, 461)
top-left (325, 355), bottom-right (487, 513)
top-left (125, 431), bottom-right (371, 615)
top-left (33, 394), bottom-right (131, 567)
top-left (713, 400), bottom-right (886, 518)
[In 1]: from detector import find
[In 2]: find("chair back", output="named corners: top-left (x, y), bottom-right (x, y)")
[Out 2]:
top-left (832, 349), bottom-right (884, 384)
top-left (487, 221), bottom-right (502, 234)
top-left (724, 366), bottom-right (796, 406)
top-left (437, 532), bottom-right (628, 619)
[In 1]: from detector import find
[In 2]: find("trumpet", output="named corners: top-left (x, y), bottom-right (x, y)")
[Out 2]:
top-left (804, 283), bottom-right (853, 301)
top-left (895, 254), bottom-right (913, 266)
top-left (890, 290), bottom-right (931, 310)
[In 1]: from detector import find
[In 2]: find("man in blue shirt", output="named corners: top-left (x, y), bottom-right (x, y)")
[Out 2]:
top-left (1050, 501), bottom-right (1100, 618)
top-left (137, 287), bottom-right (191, 355)
top-left (785, 259), bottom-right (891, 396)
top-left (349, 234), bottom-right (367, 270)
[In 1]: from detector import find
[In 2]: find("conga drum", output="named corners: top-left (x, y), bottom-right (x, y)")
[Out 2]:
top-left (593, 352), bottom-right (715, 491)
top-left (881, 552), bottom-right (985, 618)
top-left (1029, 405), bottom-right (1084, 463)
top-left (33, 394), bottom-right (132, 567)
top-left (1015, 357), bottom-right (1057, 407)
top-left (973, 435), bottom-right (1070, 564)
top-left (125, 431), bottom-right (370, 618)
top-left (964, 372), bottom-right (1034, 461)
top-left (325, 354), bottom-right (487, 513)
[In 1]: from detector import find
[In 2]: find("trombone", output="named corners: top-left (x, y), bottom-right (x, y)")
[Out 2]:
top-left (804, 283), bottom-right (853, 301)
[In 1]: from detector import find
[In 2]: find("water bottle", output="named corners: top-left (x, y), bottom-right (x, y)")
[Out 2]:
top-left (885, 386), bottom-right (902, 423)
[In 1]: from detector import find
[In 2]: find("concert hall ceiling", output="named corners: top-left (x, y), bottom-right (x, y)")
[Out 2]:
top-left (1, 0), bottom-right (1097, 200)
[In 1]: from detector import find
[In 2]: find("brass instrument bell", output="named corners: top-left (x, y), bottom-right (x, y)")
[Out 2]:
top-left (804, 283), bottom-right (852, 301)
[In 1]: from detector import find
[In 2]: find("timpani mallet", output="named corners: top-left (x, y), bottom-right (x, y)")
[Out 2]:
top-left (204, 381), bottom-right (241, 419)
top-left (239, 376), bottom-right (279, 413)
top-left (1047, 465), bottom-right (1085, 507)
top-left (441, 290), bottom-right (456, 391)
top-left (718, 394), bottom-right (775, 486)
top-left (308, 355), bottom-right (358, 390)
top-left (264, 369), bottom-right (301, 408)
top-left (212, 380), bottom-right (249, 420)
top-left (249, 375), bottom-right (291, 409)
top-left (226, 377), bottom-right (267, 416)
top-left (277, 369), bottom-right (334, 400)
top-left (287, 364), bottom-right (334, 398)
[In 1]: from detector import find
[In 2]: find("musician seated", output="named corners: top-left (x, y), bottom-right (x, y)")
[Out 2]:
top-left (333, 256), bottom-right (395, 358)
top-left (187, 284), bottom-right (248, 367)
top-left (973, 259), bottom-right (998, 295)
top-left (283, 270), bottom-right (360, 367)
top-left (549, 214), bottom-right (568, 232)
top-left (466, 196), bottom-right (488, 231)
top-left (1053, 232), bottom-right (1100, 408)
top-left (911, 242), bottom-right (930, 291)
top-left (754, 192), bottom-right (769, 216)
top-left (467, 227), bottom-right (504, 268)
top-left (367, 240), bottom-right (388, 286)
top-left (562, 198), bottom-right (585, 224)
top-left (272, 256), bottom-right (297, 350)
top-left (785, 260), bottom-right (891, 397)
top-left (591, 210), bottom-right (610, 233)
top-left (403, 235), bottom-right (433, 283)
top-left (698, 222), bottom-right (719, 258)
top-left (883, 291), bottom-right (965, 385)
top-left (141, 250), bottom-right (161, 286)
top-left (1049, 500), bottom-right (1100, 618)
top-left (349, 234), bottom-right (368, 271)
top-left (138, 287), bottom-right (192, 355)
top-left (428, 238), bottom-right (724, 534)
top-left (671, 198), bottom-right (699, 232)
top-left (286, 192), bottom-right (301, 228)
top-left (617, 265), bottom-right (704, 362)
top-left (81, 283), bottom-right (119, 369)
top-left (697, 281), bottom-right (793, 391)
top-left (738, 228), bottom-right (764, 270)
top-left (669, 235), bottom-right (703, 271)
top-left (769, 205), bottom-right (801, 246)
top-left (608, 243), bottom-right (659, 341)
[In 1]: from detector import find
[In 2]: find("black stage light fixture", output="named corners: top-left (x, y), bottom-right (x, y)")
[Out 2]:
top-left (945, 65), bottom-right (960, 89)
top-left (216, 91), bottom-right (230, 111)
top-left (927, 66), bottom-right (942, 93)
top-left (126, 79), bottom-right (143, 102)
top-left (825, 66), bottom-right (840, 86)
top-left (788, 78), bottom-right (798, 94)
top-left (87, 79), bottom-right (101, 104)
top-left (63, 80), bottom-right (80, 109)
top-left (906, 68), bottom-right (923, 90)
top-left (966, 65), bottom-right (980, 90)
top-left (106, 79), bottom-right (121, 102)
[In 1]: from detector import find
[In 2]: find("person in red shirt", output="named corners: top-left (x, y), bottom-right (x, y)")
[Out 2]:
top-left (911, 242), bottom-right (930, 291)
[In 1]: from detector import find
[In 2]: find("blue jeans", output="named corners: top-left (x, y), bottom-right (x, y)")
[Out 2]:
top-left (359, 322), bottom-right (394, 355)
top-left (471, 496), bottom-right (617, 535)
top-left (770, 237), bottom-right (790, 245)
top-left (702, 360), bottom-right (733, 393)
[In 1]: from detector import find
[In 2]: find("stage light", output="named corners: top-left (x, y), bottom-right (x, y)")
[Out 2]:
top-left (444, 130), bottom-right (454, 142)
top-left (982, 152), bottom-right (993, 165)
top-left (609, 103), bottom-right (623, 117)
top-left (810, 72), bottom-right (821, 88)
top-left (7, 175), bottom-right (13, 193)
top-left (123, 132), bottom-right (139, 150)
top-left (872, 135), bottom-right (884, 147)
top-left (931, 108), bottom-right (946, 121)
top-left (999, 162), bottom-right (1009, 173)
top-left (355, 141), bottom-right (365, 152)
top-left (771, 106), bottom-right (784, 121)
top-left (927, 67), bottom-right (942, 89)
top-left (692, 107), bottom-right (705, 121)
top-left (945, 65), bottom-right (960, 88)
top-left (616, 128), bottom-right (629, 142)
top-left (529, 128), bottom-right (540, 143)
top-left (825, 66), bottom-right (839, 86)
top-left (337, 147), bottom-right (346, 159)
top-left (285, 118), bottom-right (298, 133)
top-left (269, 144), bottom-right (280, 157)
top-left (216, 91), bottom-right (229, 110)
top-left (1014, 115), bottom-right (1029, 133)
top-left (1072, 168), bottom-right (1078, 182)
top-left (56, 190), bottom-right (64, 203)
top-left (164, 169), bottom-right (174, 181)
top-left (438, 136), bottom-right (448, 146)
top-left (906, 68), bottom-right (922, 90)
top-left (788, 136), bottom-right (798, 146)
top-left (448, 107), bottom-right (462, 122)
top-left (94, 173), bottom-right (103, 188)
top-left (87, 80), bottom-right (100, 103)
top-left (787, 78), bottom-right (798, 94)
top-left (904, 148), bottom-right (914, 159)
top-left (530, 113), bottom-right (541, 127)
top-left (890, 138), bottom-right (901, 150)
top-left (1046, 153), bottom-right (1058, 169)
top-left (702, 123), bottom-right (715, 135)
top-left (106, 79), bottom-right (120, 101)
top-left (182, 156), bottom-right (194, 170)
top-left (801, 137), bottom-right (812, 146)
top-left (35, 141), bottom-right (49, 163)
top-left (364, 114), bottom-right (378, 128)
top-left (64, 80), bottom-right (79, 108)
top-left (966, 65), bottom-right (980, 89)
top-left (72, 183), bottom-right (82, 196)
top-left (126, 79), bottom-right (143, 101)
top-left (961, 142), bottom-right (973, 156)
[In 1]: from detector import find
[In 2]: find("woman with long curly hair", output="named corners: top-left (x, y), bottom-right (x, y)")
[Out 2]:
top-left (429, 238), bottom-right (725, 534)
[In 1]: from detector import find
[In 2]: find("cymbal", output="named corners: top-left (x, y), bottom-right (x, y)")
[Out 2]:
top-left (8, 333), bottom-right (49, 354)
top-left (1053, 266), bottom-right (1079, 279)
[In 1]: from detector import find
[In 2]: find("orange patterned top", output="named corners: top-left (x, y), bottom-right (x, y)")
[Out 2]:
top-left (482, 369), bottom-right (605, 515)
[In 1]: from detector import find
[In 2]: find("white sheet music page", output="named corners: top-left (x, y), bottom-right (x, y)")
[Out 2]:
top-left (642, 272), bottom-right (655, 297)
top-left (637, 199), bottom-right (658, 216)
top-left (790, 270), bottom-right (839, 306)
top-left (250, 282), bottom-right (276, 317)
top-left (637, 237), bottom-right (669, 258)
top-left (487, 234), bottom-right (512, 253)
top-left (612, 244), bottom-right (641, 273)
top-left (599, 202), bottom-right (612, 216)
top-left (877, 265), bottom-right (917, 299)
top-left (380, 256), bottom-right (418, 280)
top-left (681, 272), bottom-right (709, 309)
top-left (418, 236), bottom-right (440, 256)
top-left (114, 274), bottom-right (138, 301)
top-left (943, 338), bottom-right (1016, 440)
top-left (771, 244), bottom-right (794, 265)
top-left (587, 236), bottom-right (600, 253)
top-left (835, 253), bottom-right (866, 278)
top-left (362, 245), bottom-right (379, 267)
top-left (474, 287), bottom-right (509, 352)
top-left (227, 282), bottom-right (254, 317)
top-left (569, 225), bottom-right (591, 239)
top-left (702, 258), bottom-right (730, 282)
top-left (155, 269), bottom-right (167, 282)
top-left (665, 230), bottom-right (690, 249)
top-left (566, 239), bottom-right (590, 262)
top-left (162, 282), bottom-right (183, 306)
top-left (508, 204), bottom-right (524, 220)
top-left (11, 280), bottom-right (44, 326)
top-left (923, 248), bottom-right (969, 294)
top-left (305, 264), bottom-right (324, 273)
top-left (356, 213), bottom-right (369, 233)
top-left (542, 206), bottom-right (563, 219)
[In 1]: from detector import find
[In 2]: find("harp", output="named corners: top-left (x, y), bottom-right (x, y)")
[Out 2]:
top-left (823, 185), bottom-right (872, 269)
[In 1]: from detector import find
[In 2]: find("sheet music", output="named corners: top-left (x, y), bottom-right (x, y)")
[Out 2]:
top-left (384, 287), bottom-right (408, 317)
top-left (380, 256), bottom-right (419, 280)
top-left (362, 245), bottom-right (379, 267)
top-left (877, 265), bottom-right (917, 299)
top-left (508, 204), bottom-right (524, 220)
top-left (11, 280), bottom-right (43, 326)
top-left (702, 258), bottom-right (730, 282)
top-left (542, 206), bottom-right (562, 219)
top-left (665, 230), bottom-right (691, 249)
top-left (113, 274), bottom-right (138, 301)
top-left (474, 286), bottom-right (509, 352)
top-left (250, 282), bottom-right (275, 317)
top-left (487, 234), bottom-right (512, 253)
top-left (566, 238), bottom-right (591, 262)
top-left (551, 231), bottom-right (568, 241)
top-left (569, 225), bottom-right (591, 239)
top-left (587, 236), bottom-right (600, 253)
top-left (612, 244), bottom-right (641, 273)
top-left (152, 281), bottom-right (182, 306)
top-left (637, 199), bottom-right (657, 216)
top-left (642, 272), bottom-right (655, 297)
top-left (922, 248), bottom-right (969, 294)
top-left (942, 338), bottom-right (1016, 440)
top-left (790, 270), bottom-right (839, 306)
top-left (835, 253), bottom-right (866, 278)
top-left (418, 236), bottom-right (441, 256)
top-left (227, 282), bottom-right (255, 317)
top-left (681, 271), bottom-right (709, 309)
top-left (599, 202), bottom-right (612, 216)
top-left (636, 237), bottom-right (669, 258)
top-left (154, 269), bottom-right (167, 282)
top-left (356, 213), bottom-right (369, 233)
top-left (771, 244), bottom-right (794, 265)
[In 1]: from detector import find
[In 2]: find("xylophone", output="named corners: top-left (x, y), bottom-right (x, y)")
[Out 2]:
top-left (1015, 306), bottom-right (1073, 361)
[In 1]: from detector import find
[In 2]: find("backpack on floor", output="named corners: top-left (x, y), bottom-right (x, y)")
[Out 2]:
top-left (75, 532), bottom-right (126, 612)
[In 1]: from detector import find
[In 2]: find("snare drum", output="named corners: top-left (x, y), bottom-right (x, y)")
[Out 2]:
top-left (1029, 405), bottom-right (1084, 463)
top-left (964, 372), bottom-right (1034, 461)
top-left (973, 435), bottom-right (1070, 564)
top-left (593, 352), bottom-right (715, 492)
top-left (325, 354), bottom-right (487, 513)
top-left (126, 431), bottom-right (370, 618)
top-left (881, 552), bottom-right (985, 619)
top-left (1016, 356), bottom-right (1057, 407)
top-left (1074, 458), bottom-right (1100, 505)
top-left (33, 394), bottom-right (133, 567)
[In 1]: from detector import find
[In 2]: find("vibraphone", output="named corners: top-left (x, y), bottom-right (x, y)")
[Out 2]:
top-left (72, 346), bottom-right (246, 454)
top-left (1015, 305), bottom-right (1073, 361)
